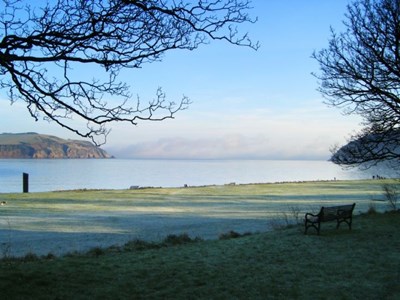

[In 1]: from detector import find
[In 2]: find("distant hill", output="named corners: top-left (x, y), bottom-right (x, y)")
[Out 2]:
top-left (0, 132), bottom-right (112, 159)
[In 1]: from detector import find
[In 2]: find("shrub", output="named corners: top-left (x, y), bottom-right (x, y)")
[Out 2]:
top-left (280, 205), bottom-right (304, 227)
top-left (43, 253), bottom-right (56, 260)
top-left (1, 242), bottom-right (11, 260)
top-left (88, 247), bottom-right (105, 257)
top-left (123, 239), bottom-right (160, 251)
top-left (162, 233), bottom-right (201, 246)
top-left (218, 231), bottom-right (251, 240)
top-left (219, 230), bottom-right (241, 240)
top-left (382, 183), bottom-right (399, 211)
top-left (23, 252), bottom-right (39, 262)
top-left (367, 202), bottom-right (377, 215)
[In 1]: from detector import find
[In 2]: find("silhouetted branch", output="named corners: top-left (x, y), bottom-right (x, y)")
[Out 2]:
top-left (0, 0), bottom-right (258, 144)
top-left (313, 0), bottom-right (400, 168)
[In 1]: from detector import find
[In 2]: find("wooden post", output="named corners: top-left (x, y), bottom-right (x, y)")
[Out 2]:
top-left (23, 172), bottom-right (29, 193)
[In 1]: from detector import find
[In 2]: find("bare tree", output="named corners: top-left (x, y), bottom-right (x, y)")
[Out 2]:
top-left (312, 0), bottom-right (400, 169)
top-left (0, 0), bottom-right (258, 144)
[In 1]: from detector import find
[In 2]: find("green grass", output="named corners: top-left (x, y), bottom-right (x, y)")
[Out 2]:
top-left (0, 179), bottom-right (392, 213)
top-left (0, 212), bottom-right (399, 299)
top-left (0, 179), bottom-right (399, 299)
top-left (0, 179), bottom-right (393, 234)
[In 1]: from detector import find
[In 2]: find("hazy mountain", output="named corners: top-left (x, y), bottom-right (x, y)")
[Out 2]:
top-left (0, 132), bottom-right (112, 159)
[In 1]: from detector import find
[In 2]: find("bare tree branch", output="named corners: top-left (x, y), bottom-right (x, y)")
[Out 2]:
top-left (0, 0), bottom-right (258, 145)
top-left (312, 0), bottom-right (400, 169)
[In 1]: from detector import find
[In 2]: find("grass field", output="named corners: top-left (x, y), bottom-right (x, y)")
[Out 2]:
top-left (0, 179), bottom-right (399, 299)
top-left (0, 179), bottom-right (395, 257)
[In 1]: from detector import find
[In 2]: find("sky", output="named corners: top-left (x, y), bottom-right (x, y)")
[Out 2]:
top-left (0, 0), bottom-right (362, 160)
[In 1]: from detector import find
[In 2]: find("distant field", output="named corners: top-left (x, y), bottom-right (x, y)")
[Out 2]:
top-left (0, 179), bottom-right (394, 257)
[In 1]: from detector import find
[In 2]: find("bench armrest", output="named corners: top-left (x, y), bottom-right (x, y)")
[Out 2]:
top-left (305, 212), bottom-right (319, 220)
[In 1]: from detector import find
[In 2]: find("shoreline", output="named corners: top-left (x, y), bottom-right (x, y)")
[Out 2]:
top-left (0, 159), bottom-right (389, 193)
top-left (2, 177), bottom-right (390, 195)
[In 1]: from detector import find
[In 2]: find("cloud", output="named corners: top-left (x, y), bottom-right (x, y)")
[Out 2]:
top-left (102, 100), bottom-right (363, 160)
top-left (105, 133), bottom-right (332, 160)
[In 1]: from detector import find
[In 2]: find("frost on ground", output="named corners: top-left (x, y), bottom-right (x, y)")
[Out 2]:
top-left (0, 180), bottom-right (385, 258)
top-left (0, 211), bottom-right (271, 257)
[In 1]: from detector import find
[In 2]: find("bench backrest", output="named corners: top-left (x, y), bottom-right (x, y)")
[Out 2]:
top-left (319, 204), bottom-right (355, 221)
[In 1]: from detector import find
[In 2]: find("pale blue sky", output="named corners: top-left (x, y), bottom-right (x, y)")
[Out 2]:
top-left (0, 0), bottom-right (361, 160)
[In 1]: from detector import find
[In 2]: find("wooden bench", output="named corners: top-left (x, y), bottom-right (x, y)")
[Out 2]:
top-left (304, 203), bottom-right (356, 235)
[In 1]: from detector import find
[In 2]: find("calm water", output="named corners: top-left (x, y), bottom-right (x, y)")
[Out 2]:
top-left (0, 159), bottom-right (394, 193)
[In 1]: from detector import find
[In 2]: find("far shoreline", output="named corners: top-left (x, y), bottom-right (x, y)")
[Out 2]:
top-left (31, 177), bottom-right (399, 194)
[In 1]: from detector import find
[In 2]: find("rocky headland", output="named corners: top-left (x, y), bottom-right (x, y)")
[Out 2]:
top-left (0, 132), bottom-right (112, 159)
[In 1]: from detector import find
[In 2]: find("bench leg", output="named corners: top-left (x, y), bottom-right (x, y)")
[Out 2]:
top-left (304, 222), bottom-right (320, 235)
top-left (304, 221), bottom-right (309, 234)
top-left (337, 218), bottom-right (353, 230)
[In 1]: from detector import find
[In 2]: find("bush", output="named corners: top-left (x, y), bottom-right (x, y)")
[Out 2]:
top-left (280, 205), bottom-right (305, 227)
top-left (367, 202), bottom-right (378, 215)
top-left (123, 239), bottom-right (160, 251)
top-left (218, 231), bottom-right (251, 240)
top-left (23, 252), bottom-right (39, 262)
top-left (162, 233), bottom-right (202, 246)
top-left (382, 183), bottom-right (399, 211)
top-left (88, 247), bottom-right (105, 257)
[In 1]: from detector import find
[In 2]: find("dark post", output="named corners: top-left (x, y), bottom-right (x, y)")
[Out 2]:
top-left (23, 172), bottom-right (29, 193)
